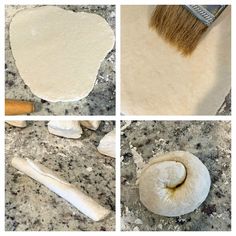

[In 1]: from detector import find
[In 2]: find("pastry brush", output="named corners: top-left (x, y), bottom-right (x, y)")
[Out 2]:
top-left (150, 5), bottom-right (227, 55)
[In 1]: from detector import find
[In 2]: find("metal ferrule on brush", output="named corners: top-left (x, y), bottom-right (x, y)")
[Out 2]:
top-left (184, 5), bottom-right (227, 26)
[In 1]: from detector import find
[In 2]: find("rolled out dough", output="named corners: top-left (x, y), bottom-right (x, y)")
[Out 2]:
top-left (10, 6), bottom-right (115, 102)
top-left (121, 6), bottom-right (231, 115)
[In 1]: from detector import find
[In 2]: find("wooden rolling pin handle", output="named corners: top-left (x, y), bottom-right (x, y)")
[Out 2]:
top-left (5, 99), bottom-right (34, 115)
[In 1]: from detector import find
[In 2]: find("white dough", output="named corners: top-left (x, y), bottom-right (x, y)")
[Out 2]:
top-left (6, 121), bottom-right (27, 128)
top-left (138, 151), bottom-right (211, 217)
top-left (48, 120), bottom-right (83, 139)
top-left (10, 6), bottom-right (115, 102)
top-left (121, 6), bottom-right (231, 115)
top-left (11, 157), bottom-right (110, 221)
top-left (80, 120), bottom-right (101, 130)
top-left (97, 129), bottom-right (116, 158)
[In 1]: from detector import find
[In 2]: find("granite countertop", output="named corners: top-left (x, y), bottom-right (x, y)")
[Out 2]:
top-left (121, 121), bottom-right (231, 231)
top-left (216, 90), bottom-right (231, 115)
top-left (5, 121), bottom-right (115, 231)
top-left (5, 5), bottom-right (116, 115)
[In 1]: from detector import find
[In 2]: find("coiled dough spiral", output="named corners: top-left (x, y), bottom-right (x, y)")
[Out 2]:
top-left (138, 151), bottom-right (211, 217)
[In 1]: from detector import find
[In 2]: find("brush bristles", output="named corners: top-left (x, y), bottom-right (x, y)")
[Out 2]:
top-left (150, 5), bottom-right (208, 55)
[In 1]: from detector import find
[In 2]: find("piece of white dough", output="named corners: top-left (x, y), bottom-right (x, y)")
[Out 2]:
top-left (80, 121), bottom-right (101, 131)
top-left (138, 151), bottom-right (211, 217)
top-left (121, 6), bottom-right (231, 115)
top-left (11, 157), bottom-right (110, 221)
top-left (48, 120), bottom-right (83, 139)
top-left (97, 129), bottom-right (116, 158)
top-left (10, 6), bottom-right (115, 102)
top-left (6, 121), bottom-right (27, 128)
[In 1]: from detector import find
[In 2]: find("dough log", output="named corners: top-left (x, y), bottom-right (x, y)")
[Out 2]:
top-left (11, 157), bottom-right (110, 221)
top-left (138, 151), bottom-right (211, 217)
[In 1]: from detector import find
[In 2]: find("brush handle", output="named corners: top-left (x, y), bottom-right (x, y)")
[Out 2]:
top-left (5, 99), bottom-right (34, 115)
top-left (202, 5), bottom-right (226, 17)
top-left (185, 5), bottom-right (227, 26)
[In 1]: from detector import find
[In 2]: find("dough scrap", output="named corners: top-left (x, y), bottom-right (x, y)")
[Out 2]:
top-left (6, 121), bottom-right (27, 128)
top-left (121, 6), bottom-right (231, 115)
top-left (48, 120), bottom-right (83, 139)
top-left (10, 6), bottom-right (115, 102)
top-left (80, 120), bottom-right (101, 130)
top-left (97, 129), bottom-right (116, 158)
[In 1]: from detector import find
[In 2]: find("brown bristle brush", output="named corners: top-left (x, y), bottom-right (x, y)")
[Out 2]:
top-left (150, 5), bottom-right (227, 55)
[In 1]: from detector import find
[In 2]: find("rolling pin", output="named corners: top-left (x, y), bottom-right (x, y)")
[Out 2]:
top-left (5, 99), bottom-right (34, 115)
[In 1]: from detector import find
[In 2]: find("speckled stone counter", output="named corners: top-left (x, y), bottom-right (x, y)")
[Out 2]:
top-left (216, 91), bottom-right (231, 115)
top-left (121, 121), bottom-right (231, 231)
top-left (5, 121), bottom-right (115, 231)
top-left (5, 5), bottom-right (116, 115)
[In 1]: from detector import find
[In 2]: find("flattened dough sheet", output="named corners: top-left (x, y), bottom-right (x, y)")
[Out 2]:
top-left (121, 6), bottom-right (231, 115)
top-left (10, 6), bottom-right (115, 102)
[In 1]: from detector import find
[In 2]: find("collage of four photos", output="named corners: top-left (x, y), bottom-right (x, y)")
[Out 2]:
top-left (4, 2), bottom-right (232, 232)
